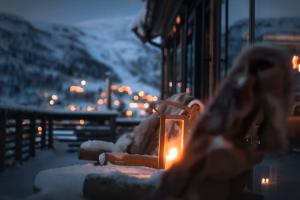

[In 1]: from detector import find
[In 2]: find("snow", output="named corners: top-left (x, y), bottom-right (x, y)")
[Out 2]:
top-left (28, 163), bottom-right (162, 200)
top-left (80, 140), bottom-right (115, 151)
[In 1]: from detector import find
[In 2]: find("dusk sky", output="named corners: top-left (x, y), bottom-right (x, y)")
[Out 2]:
top-left (0, 0), bottom-right (144, 25)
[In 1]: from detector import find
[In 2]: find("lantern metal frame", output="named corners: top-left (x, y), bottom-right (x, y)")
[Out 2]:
top-left (158, 114), bottom-right (188, 169)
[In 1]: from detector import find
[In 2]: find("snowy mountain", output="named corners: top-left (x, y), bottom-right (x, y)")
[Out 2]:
top-left (0, 13), bottom-right (160, 108)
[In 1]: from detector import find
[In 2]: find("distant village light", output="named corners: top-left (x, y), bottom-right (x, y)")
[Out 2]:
top-left (87, 106), bottom-right (95, 112)
top-left (144, 103), bottom-right (150, 109)
top-left (81, 80), bottom-right (87, 86)
top-left (114, 100), bottom-right (121, 106)
top-left (126, 110), bottom-right (133, 117)
top-left (69, 86), bottom-right (85, 93)
top-left (133, 95), bottom-right (139, 101)
top-left (138, 91), bottom-right (145, 97)
top-left (51, 95), bottom-right (58, 101)
top-left (49, 99), bottom-right (55, 105)
top-left (97, 99), bottom-right (104, 105)
top-left (129, 102), bottom-right (138, 108)
top-left (169, 82), bottom-right (173, 88)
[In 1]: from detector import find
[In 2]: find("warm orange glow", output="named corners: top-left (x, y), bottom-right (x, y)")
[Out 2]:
top-left (133, 95), bottom-right (139, 101)
top-left (166, 147), bottom-right (178, 161)
top-left (114, 100), bottom-right (120, 106)
top-left (38, 126), bottom-right (42, 132)
top-left (261, 178), bottom-right (270, 185)
top-left (66, 105), bottom-right (77, 111)
top-left (144, 103), bottom-right (150, 109)
top-left (291, 55), bottom-right (300, 72)
top-left (138, 91), bottom-right (145, 97)
top-left (97, 99), bottom-right (104, 105)
top-left (79, 119), bottom-right (85, 125)
top-left (87, 106), bottom-right (95, 112)
top-left (69, 86), bottom-right (85, 93)
top-left (176, 16), bottom-right (181, 25)
top-left (51, 95), bottom-right (58, 101)
top-left (125, 110), bottom-right (133, 117)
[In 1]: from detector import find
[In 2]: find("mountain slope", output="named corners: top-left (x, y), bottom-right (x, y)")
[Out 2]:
top-left (0, 14), bottom-right (160, 107)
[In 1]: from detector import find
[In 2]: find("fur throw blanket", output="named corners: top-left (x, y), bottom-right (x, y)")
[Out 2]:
top-left (152, 44), bottom-right (293, 200)
top-left (80, 93), bottom-right (204, 156)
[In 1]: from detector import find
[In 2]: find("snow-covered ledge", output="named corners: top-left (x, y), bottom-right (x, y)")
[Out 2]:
top-left (28, 164), bottom-right (162, 200)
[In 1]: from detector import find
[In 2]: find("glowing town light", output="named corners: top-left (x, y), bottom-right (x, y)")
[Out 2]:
top-left (49, 100), bottom-right (55, 105)
top-left (67, 105), bottom-right (77, 111)
top-left (81, 80), bottom-right (87, 86)
top-left (51, 95), bottom-right (58, 101)
top-left (144, 103), bottom-right (150, 109)
top-left (114, 100), bottom-right (121, 106)
top-left (97, 99), bottom-right (104, 105)
top-left (79, 119), bottom-right (85, 125)
top-left (69, 86), bottom-right (85, 93)
top-left (87, 106), bottom-right (95, 112)
top-left (129, 102), bottom-right (138, 108)
top-left (177, 82), bottom-right (182, 88)
top-left (125, 110), bottom-right (133, 117)
top-left (153, 96), bottom-right (158, 101)
top-left (186, 88), bottom-right (191, 94)
top-left (138, 91), bottom-right (145, 97)
top-left (169, 82), bottom-right (173, 88)
top-left (133, 95), bottom-right (139, 101)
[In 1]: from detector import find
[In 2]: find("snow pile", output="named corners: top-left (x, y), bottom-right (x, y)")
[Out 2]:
top-left (28, 163), bottom-right (162, 200)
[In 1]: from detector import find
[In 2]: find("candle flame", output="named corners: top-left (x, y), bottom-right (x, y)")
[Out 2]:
top-left (166, 147), bottom-right (178, 161)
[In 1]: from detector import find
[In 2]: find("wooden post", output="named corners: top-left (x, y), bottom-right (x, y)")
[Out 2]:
top-left (15, 113), bottom-right (22, 161)
top-left (158, 115), bottom-right (165, 169)
top-left (110, 116), bottom-right (116, 142)
top-left (106, 73), bottom-right (112, 110)
top-left (29, 115), bottom-right (36, 157)
top-left (41, 118), bottom-right (46, 149)
top-left (0, 110), bottom-right (6, 171)
top-left (48, 118), bottom-right (53, 149)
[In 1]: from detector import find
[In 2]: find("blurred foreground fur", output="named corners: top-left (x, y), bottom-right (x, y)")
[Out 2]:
top-left (152, 44), bottom-right (293, 200)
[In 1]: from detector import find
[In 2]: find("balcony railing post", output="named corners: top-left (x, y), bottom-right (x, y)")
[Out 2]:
top-left (110, 116), bottom-right (116, 142)
top-left (0, 110), bottom-right (6, 171)
top-left (48, 118), bottom-right (53, 149)
top-left (41, 118), bottom-right (46, 149)
top-left (29, 115), bottom-right (36, 157)
top-left (15, 113), bottom-right (22, 161)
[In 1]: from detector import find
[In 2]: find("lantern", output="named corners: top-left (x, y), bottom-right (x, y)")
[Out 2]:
top-left (158, 114), bottom-right (187, 169)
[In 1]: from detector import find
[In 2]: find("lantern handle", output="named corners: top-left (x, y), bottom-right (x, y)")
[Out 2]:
top-left (152, 100), bottom-right (192, 118)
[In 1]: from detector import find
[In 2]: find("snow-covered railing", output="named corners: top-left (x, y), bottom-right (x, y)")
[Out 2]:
top-left (0, 105), bottom-right (118, 171)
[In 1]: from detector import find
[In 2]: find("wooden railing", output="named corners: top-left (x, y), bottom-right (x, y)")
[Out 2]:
top-left (0, 105), bottom-right (118, 171)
